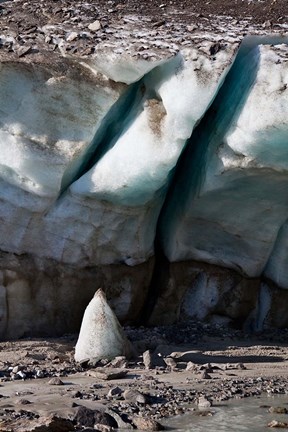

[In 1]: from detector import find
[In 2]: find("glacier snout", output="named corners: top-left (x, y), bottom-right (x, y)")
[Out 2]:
top-left (0, 38), bottom-right (287, 336)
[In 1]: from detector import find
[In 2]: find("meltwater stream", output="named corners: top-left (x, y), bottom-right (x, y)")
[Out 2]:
top-left (163, 395), bottom-right (288, 432)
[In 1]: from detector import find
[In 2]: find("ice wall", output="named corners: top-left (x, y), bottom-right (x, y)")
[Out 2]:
top-left (0, 37), bottom-right (287, 337)
top-left (159, 39), bottom-right (288, 280)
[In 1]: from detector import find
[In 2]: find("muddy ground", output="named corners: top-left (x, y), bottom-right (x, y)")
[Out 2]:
top-left (0, 323), bottom-right (287, 430)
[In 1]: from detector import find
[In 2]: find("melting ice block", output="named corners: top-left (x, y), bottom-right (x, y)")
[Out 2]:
top-left (75, 288), bottom-right (132, 363)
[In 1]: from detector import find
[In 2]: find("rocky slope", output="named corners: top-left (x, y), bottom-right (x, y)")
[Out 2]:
top-left (0, 0), bottom-right (287, 337)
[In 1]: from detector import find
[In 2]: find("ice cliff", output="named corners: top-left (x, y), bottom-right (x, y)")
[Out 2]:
top-left (0, 11), bottom-right (287, 337)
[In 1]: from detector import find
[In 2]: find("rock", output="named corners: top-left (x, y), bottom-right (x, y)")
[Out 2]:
top-left (88, 368), bottom-right (128, 380)
top-left (187, 24), bottom-right (198, 31)
top-left (48, 377), bottom-right (64, 386)
top-left (209, 42), bottom-right (221, 56)
top-left (94, 425), bottom-right (113, 432)
top-left (109, 356), bottom-right (128, 368)
top-left (66, 32), bottom-right (78, 42)
top-left (88, 20), bottom-right (101, 32)
top-left (143, 350), bottom-right (152, 369)
top-left (200, 370), bottom-right (212, 379)
top-left (35, 370), bottom-right (45, 378)
top-left (193, 410), bottom-right (215, 417)
top-left (75, 289), bottom-right (132, 363)
top-left (1, 414), bottom-right (74, 432)
top-left (269, 407), bottom-right (288, 414)
top-left (105, 408), bottom-right (133, 429)
top-left (186, 361), bottom-right (197, 371)
top-left (197, 396), bottom-right (212, 408)
top-left (16, 370), bottom-right (26, 380)
top-left (268, 420), bottom-right (288, 428)
top-left (263, 20), bottom-right (272, 29)
top-left (15, 44), bottom-right (32, 57)
top-left (163, 357), bottom-right (177, 371)
top-left (74, 406), bottom-right (117, 429)
top-left (132, 417), bottom-right (164, 431)
top-left (107, 386), bottom-right (123, 398)
top-left (123, 389), bottom-right (147, 404)
top-left (16, 398), bottom-right (31, 405)
top-left (236, 363), bottom-right (246, 370)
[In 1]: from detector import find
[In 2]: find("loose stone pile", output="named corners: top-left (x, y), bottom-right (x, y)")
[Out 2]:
top-left (0, 321), bottom-right (287, 430)
top-left (0, 0), bottom-right (286, 63)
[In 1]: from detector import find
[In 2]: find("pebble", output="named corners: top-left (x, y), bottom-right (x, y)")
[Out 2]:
top-left (107, 386), bottom-right (123, 398)
top-left (197, 396), bottom-right (212, 408)
top-left (66, 31), bottom-right (78, 42)
top-left (48, 377), bottom-right (64, 386)
top-left (268, 420), bottom-right (288, 428)
top-left (88, 368), bottom-right (128, 381)
top-left (132, 416), bottom-right (164, 431)
top-left (123, 389), bottom-right (147, 404)
top-left (269, 407), bottom-right (288, 414)
top-left (88, 20), bottom-right (101, 32)
top-left (143, 350), bottom-right (152, 370)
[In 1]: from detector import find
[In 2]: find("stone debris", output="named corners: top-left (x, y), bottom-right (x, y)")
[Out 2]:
top-left (0, 322), bottom-right (286, 428)
top-left (0, 0), bottom-right (285, 65)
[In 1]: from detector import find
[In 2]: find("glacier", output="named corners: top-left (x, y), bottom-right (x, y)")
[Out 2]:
top-left (0, 31), bottom-right (287, 337)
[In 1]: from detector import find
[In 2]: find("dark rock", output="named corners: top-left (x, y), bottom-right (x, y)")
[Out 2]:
top-left (209, 42), bottom-right (221, 56)
top-left (74, 406), bottom-right (117, 429)
top-left (106, 408), bottom-right (133, 429)
top-left (107, 386), bottom-right (123, 398)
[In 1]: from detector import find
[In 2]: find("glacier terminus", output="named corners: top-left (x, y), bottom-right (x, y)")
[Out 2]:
top-left (0, 0), bottom-right (287, 338)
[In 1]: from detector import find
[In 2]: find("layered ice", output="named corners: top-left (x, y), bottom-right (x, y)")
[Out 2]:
top-left (159, 40), bottom-right (288, 282)
top-left (0, 36), bottom-right (288, 336)
top-left (0, 61), bottom-right (125, 196)
top-left (41, 45), bottom-right (236, 265)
